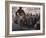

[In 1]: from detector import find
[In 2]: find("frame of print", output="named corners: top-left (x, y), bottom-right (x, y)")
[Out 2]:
top-left (5, 1), bottom-right (45, 37)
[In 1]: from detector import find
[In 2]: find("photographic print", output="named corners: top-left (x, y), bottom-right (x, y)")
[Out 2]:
top-left (5, 1), bottom-right (45, 37)
top-left (12, 7), bottom-right (40, 31)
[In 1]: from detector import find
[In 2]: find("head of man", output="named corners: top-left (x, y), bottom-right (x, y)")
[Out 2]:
top-left (19, 7), bottom-right (22, 10)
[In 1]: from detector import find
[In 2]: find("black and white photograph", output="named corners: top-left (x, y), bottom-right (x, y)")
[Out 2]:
top-left (9, 3), bottom-right (43, 34)
top-left (12, 7), bottom-right (40, 31)
top-left (5, 1), bottom-right (45, 37)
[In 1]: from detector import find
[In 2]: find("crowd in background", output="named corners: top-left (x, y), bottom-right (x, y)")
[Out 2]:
top-left (12, 13), bottom-right (40, 31)
top-left (19, 13), bottom-right (40, 30)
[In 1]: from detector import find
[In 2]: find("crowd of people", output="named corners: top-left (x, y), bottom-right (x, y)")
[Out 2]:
top-left (19, 13), bottom-right (40, 30)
